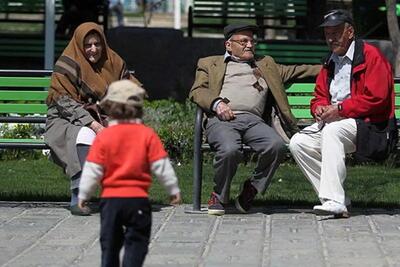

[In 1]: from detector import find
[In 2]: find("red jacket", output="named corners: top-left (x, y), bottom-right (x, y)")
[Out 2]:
top-left (311, 40), bottom-right (395, 123)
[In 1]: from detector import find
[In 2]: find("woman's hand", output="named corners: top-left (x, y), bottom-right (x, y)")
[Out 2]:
top-left (90, 120), bottom-right (105, 134)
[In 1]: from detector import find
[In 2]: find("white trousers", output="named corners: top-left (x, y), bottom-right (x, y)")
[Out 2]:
top-left (289, 119), bottom-right (357, 205)
top-left (76, 126), bottom-right (96, 145)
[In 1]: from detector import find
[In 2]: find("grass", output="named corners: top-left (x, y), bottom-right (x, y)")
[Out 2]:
top-left (0, 158), bottom-right (399, 208)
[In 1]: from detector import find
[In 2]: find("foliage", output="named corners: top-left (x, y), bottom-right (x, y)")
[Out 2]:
top-left (0, 123), bottom-right (46, 160)
top-left (144, 99), bottom-right (196, 163)
top-left (0, 99), bottom-right (197, 163)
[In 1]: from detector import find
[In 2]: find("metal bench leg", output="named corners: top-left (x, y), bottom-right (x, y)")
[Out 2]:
top-left (193, 137), bottom-right (202, 211)
top-left (185, 106), bottom-right (207, 213)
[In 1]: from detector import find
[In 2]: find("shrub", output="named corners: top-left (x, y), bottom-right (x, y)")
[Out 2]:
top-left (144, 99), bottom-right (196, 163)
top-left (0, 100), bottom-right (197, 162)
top-left (0, 123), bottom-right (46, 160)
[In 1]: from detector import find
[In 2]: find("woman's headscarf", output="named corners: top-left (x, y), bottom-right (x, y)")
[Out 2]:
top-left (47, 22), bottom-right (139, 105)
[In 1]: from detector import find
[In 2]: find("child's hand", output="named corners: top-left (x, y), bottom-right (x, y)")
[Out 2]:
top-left (169, 192), bottom-right (182, 205)
top-left (78, 198), bottom-right (88, 210)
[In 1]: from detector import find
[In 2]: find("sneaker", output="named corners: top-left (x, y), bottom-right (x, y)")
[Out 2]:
top-left (70, 204), bottom-right (91, 216)
top-left (313, 200), bottom-right (349, 218)
top-left (207, 192), bottom-right (225, 216)
top-left (235, 179), bottom-right (257, 213)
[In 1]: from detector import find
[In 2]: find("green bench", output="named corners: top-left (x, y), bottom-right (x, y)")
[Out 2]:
top-left (0, 0), bottom-right (108, 58)
top-left (0, 0), bottom-right (108, 27)
top-left (191, 81), bottom-right (400, 211)
top-left (255, 40), bottom-right (328, 64)
top-left (0, 38), bottom-right (68, 59)
top-left (0, 70), bottom-right (50, 149)
top-left (0, 69), bottom-right (135, 149)
top-left (188, 0), bottom-right (307, 38)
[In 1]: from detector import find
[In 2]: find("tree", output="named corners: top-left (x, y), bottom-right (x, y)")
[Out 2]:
top-left (386, 0), bottom-right (400, 76)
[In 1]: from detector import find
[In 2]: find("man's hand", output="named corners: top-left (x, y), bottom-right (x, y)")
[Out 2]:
top-left (90, 120), bottom-right (105, 134)
top-left (215, 101), bottom-right (235, 121)
top-left (320, 105), bottom-right (342, 123)
top-left (314, 105), bottom-right (328, 122)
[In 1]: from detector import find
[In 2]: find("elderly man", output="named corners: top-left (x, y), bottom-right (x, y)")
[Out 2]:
top-left (189, 24), bottom-right (320, 215)
top-left (289, 10), bottom-right (397, 217)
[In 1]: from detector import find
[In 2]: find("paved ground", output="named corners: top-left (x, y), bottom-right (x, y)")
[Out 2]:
top-left (0, 202), bottom-right (399, 267)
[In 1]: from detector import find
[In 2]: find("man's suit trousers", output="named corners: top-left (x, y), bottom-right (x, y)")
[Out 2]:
top-left (205, 113), bottom-right (286, 203)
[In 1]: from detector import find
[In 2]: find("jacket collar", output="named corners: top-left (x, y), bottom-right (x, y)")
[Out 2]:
top-left (323, 39), bottom-right (365, 68)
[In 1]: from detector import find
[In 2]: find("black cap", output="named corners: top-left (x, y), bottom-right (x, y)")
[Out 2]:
top-left (223, 24), bottom-right (258, 40)
top-left (319, 9), bottom-right (354, 27)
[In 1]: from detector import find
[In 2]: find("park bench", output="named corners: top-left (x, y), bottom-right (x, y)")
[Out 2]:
top-left (0, 37), bottom-right (68, 59)
top-left (0, 69), bottom-right (137, 150)
top-left (0, 0), bottom-right (108, 29)
top-left (0, 0), bottom-right (108, 61)
top-left (188, 0), bottom-right (308, 38)
top-left (190, 80), bottom-right (400, 211)
top-left (0, 69), bottom-right (50, 149)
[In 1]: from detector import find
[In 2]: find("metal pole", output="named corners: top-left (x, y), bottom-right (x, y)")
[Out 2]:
top-left (44, 0), bottom-right (55, 70)
top-left (192, 106), bottom-right (203, 211)
top-left (174, 0), bottom-right (181, 29)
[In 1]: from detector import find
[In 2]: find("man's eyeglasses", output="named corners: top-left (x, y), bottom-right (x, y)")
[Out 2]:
top-left (229, 39), bottom-right (257, 46)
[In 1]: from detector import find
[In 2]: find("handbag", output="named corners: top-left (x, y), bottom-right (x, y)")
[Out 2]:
top-left (83, 103), bottom-right (107, 126)
top-left (354, 117), bottom-right (398, 162)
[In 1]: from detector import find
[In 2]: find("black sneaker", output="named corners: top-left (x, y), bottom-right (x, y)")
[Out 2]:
top-left (235, 179), bottom-right (257, 213)
top-left (207, 192), bottom-right (225, 215)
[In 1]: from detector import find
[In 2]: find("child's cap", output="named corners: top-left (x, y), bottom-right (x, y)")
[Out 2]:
top-left (100, 80), bottom-right (146, 107)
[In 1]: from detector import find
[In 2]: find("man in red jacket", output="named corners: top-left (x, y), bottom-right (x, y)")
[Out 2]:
top-left (289, 9), bottom-right (397, 217)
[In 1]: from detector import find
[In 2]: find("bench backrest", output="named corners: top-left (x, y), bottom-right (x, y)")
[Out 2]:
top-left (256, 41), bottom-right (328, 64)
top-left (0, 0), bottom-right (63, 14)
top-left (0, 74), bottom-right (50, 116)
top-left (0, 38), bottom-right (68, 58)
top-left (285, 82), bottom-right (400, 120)
top-left (1, 79), bottom-right (317, 119)
top-left (0, 0), bottom-right (108, 29)
top-left (188, 0), bottom-right (307, 37)
top-left (0, 75), bottom-right (399, 119)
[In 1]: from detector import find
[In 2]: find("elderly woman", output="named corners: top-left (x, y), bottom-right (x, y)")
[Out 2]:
top-left (45, 22), bottom-right (141, 215)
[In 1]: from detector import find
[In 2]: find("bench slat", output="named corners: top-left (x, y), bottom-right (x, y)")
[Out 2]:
top-left (0, 91), bottom-right (48, 101)
top-left (0, 104), bottom-right (47, 114)
top-left (288, 96), bottom-right (312, 105)
top-left (0, 138), bottom-right (45, 144)
top-left (0, 77), bottom-right (50, 87)
top-left (286, 83), bottom-right (315, 93)
top-left (291, 109), bottom-right (312, 119)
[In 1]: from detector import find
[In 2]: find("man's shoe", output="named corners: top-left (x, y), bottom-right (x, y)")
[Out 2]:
top-left (70, 204), bottom-right (91, 216)
top-left (207, 192), bottom-right (225, 216)
top-left (313, 200), bottom-right (349, 218)
top-left (235, 179), bottom-right (257, 213)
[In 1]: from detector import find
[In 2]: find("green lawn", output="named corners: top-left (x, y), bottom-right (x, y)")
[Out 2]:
top-left (0, 158), bottom-right (399, 208)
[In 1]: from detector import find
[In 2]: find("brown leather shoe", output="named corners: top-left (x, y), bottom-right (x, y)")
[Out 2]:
top-left (235, 179), bottom-right (257, 213)
top-left (70, 205), bottom-right (91, 216)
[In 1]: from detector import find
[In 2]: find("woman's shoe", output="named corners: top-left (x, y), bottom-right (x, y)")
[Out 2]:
top-left (70, 204), bottom-right (91, 216)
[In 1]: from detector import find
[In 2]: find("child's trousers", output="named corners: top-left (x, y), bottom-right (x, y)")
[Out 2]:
top-left (100, 198), bottom-right (152, 267)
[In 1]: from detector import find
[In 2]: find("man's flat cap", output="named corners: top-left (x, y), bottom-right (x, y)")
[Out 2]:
top-left (319, 9), bottom-right (354, 27)
top-left (223, 24), bottom-right (258, 40)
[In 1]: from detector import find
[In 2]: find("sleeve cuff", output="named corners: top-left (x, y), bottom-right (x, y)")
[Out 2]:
top-left (211, 98), bottom-right (222, 112)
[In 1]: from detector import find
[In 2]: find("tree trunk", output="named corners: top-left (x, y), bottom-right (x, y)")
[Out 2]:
top-left (386, 0), bottom-right (400, 77)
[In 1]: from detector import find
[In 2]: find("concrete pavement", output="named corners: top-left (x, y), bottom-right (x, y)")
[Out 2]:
top-left (0, 202), bottom-right (399, 267)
